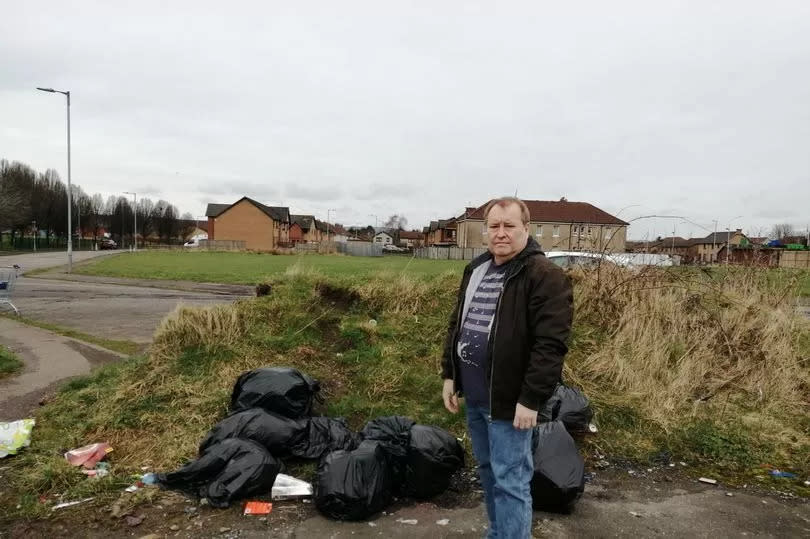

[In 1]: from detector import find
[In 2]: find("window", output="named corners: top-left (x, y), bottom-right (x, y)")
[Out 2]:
top-left (536, 225), bottom-right (543, 237)
top-left (553, 225), bottom-right (560, 238)
top-left (587, 227), bottom-right (592, 237)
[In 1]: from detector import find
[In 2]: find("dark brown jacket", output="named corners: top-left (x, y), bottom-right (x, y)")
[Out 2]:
top-left (441, 237), bottom-right (573, 421)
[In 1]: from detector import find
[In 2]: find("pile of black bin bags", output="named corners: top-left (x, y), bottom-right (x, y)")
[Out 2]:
top-left (156, 367), bottom-right (466, 520)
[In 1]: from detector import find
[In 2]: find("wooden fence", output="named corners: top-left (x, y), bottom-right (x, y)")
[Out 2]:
top-left (779, 250), bottom-right (810, 269)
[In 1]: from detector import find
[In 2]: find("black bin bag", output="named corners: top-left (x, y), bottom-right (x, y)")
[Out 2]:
top-left (530, 421), bottom-right (585, 513)
top-left (539, 384), bottom-right (593, 433)
top-left (230, 367), bottom-right (320, 418)
top-left (198, 408), bottom-right (306, 457)
top-left (314, 440), bottom-right (393, 521)
top-left (402, 424), bottom-right (464, 499)
top-left (158, 438), bottom-right (280, 508)
top-left (361, 415), bottom-right (415, 485)
top-left (291, 416), bottom-right (362, 460)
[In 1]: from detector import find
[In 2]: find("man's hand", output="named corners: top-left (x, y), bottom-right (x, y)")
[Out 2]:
top-left (442, 379), bottom-right (459, 414)
top-left (513, 403), bottom-right (537, 430)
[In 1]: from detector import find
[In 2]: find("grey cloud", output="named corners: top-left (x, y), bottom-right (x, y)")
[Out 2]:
top-left (284, 183), bottom-right (342, 202)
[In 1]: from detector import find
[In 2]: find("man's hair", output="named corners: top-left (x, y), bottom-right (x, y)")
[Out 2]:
top-left (483, 197), bottom-right (531, 225)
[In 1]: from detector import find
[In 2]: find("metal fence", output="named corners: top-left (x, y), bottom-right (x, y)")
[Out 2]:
top-left (413, 246), bottom-right (488, 260)
top-left (336, 241), bottom-right (383, 257)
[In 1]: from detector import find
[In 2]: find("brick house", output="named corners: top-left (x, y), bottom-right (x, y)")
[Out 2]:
top-left (399, 230), bottom-right (424, 248)
top-left (648, 236), bottom-right (694, 261)
top-left (205, 197), bottom-right (290, 250)
top-left (423, 218), bottom-right (458, 246)
top-left (290, 215), bottom-right (324, 244)
top-left (688, 229), bottom-right (750, 264)
top-left (455, 198), bottom-right (628, 252)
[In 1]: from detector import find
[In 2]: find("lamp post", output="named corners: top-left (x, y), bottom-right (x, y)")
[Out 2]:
top-left (37, 86), bottom-right (72, 272)
top-left (712, 220), bottom-right (718, 263)
top-left (124, 192), bottom-right (137, 251)
top-left (326, 208), bottom-right (336, 242)
top-left (726, 215), bottom-right (743, 265)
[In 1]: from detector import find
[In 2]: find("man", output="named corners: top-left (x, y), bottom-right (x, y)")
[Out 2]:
top-left (441, 197), bottom-right (573, 538)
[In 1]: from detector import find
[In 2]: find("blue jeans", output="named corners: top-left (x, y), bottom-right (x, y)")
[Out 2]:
top-left (466, 404), bottom-right (533, 539)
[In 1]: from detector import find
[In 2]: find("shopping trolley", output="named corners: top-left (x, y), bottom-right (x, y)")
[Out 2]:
top-left (0, 265), bottom-right (20, 315)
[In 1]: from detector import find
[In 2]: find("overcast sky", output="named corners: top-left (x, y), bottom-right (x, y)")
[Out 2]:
top-left (2, 1), bottom-right (809, 240)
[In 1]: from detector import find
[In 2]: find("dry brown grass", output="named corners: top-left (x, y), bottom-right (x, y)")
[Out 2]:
top-left (567, 264), bottom-right (809, 452)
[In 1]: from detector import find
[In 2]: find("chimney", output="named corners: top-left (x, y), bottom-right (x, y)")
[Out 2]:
top-left (559, 197), bottom-right (568, 202)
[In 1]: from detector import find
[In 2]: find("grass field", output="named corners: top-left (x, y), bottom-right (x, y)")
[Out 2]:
top-left (0, 343), bottom-right (23, 379)
top-left (75, 251), bottom-right (468, 284)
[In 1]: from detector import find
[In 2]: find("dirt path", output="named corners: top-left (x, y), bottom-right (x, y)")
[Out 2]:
top-left (4, 470), bottom-right (808, 538)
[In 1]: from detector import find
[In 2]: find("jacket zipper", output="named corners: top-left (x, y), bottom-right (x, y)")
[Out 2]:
top-left (488, 261), bottom-right (525, 418)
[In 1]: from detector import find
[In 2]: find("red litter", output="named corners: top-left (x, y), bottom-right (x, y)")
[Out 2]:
top-left (243, 501), bottom-right (272, 515)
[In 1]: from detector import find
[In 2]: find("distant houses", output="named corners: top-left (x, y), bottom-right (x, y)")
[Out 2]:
top-left (423, 199), bottom-right (629, 253)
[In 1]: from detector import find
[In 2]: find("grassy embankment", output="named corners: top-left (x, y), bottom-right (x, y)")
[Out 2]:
top-left (3, 259), bottom-right (809, 520)
top-left (0, 344), bottom-right (23, 379)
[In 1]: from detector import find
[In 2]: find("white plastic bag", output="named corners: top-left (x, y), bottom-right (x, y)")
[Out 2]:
top-left (271, 473), bottom-right (313, 500)
top-left (0, 419), bottom-right (35, 458)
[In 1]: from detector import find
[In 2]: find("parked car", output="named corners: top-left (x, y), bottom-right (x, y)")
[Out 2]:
top-left (545, 251), bottom-right (620, 269)
top-left (382, 244), bottom-right (405, 252)
top-left (99, 239), bottom-right (117, 250)
top-left (183, 239), bottom-right (200, 248)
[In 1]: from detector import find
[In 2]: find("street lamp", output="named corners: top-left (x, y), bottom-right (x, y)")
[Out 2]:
top-left (124, 192), bottom-right (137, 251)
top-left (726, 215), bottom-right (743, 265)
top-left (37, 86), bottom-right (72, 272)
top-left (326, 208), bottom-right (336, 242)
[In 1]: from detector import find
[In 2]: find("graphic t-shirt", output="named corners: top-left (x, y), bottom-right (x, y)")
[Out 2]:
top-left (457, 262), bottom-right (509, 406)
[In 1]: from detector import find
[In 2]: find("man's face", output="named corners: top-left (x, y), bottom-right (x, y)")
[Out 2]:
top-left (486, 203), bottom-right (529, 261)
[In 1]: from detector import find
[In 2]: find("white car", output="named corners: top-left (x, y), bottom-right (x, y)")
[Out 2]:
top-left (544, 251), bottom-right (625, 269)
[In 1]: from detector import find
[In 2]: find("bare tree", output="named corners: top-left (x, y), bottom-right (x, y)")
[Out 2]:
top-left (384, 214), bottom-right (408, 230)
top-left (772, 223), bottom-right (794, 240)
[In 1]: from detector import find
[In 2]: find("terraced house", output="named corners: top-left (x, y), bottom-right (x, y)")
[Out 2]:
top-left (205, 197), bottom-right (291, 250)
top-left (455, 198), bottom-right (628, 253)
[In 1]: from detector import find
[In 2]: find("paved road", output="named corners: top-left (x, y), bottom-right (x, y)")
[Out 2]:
top-left (0, 252), bottom-right (250, 420)
top-left (0, 249), bottom-right (118, 273)
top-left (0, 318), bottom-right (125, 421)
top-left (10, 276), bottom-right (249, 344)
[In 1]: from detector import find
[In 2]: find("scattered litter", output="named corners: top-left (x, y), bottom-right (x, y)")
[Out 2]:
top-left (141, 466), bottom-right (150, 471)
top-left (125, 514), bottom-right (144, 527)
top-left (170, 524), bottom-right (180, 531)
top-left (804, 480), bottom-right (810, 486)
top-left (244, 501), bottom-right (273, 515)
top-left (646, 468), bottom-right (652, 473)
top-left (769, 470), bottom-right (796, 479)
top-left (583, 473), bottom-right (595, 483)
top-left (368, 319), bottom-right (378, 327)
top-left (761, 500), bottom-right (768, 504)
top-left (669, 463), bottom-right (676, 468)
top-left (698, 477), bottom-right (718, 485)
top-left (726, 492), bottom-right (734, 497)
top-left (0, 419), bottom-right (35, 458)
top-left (596, 459), bottom-right (610, 469)
top-left (272, 473), bottom-right (313, 500)
top-left (124, 485), bottom-right (139, 493)
top-left (680, 462), bottom-right (687, 466)
top-left (368, 522), bottom-right (377, 527)
top-left (588, 423), bottom-right (598, 433)
top-left (219, 527), bottom-right (231, 533)
top-left (65, 442), bottom-right (112, 469)
top-left (52, 497), bottom-right (93, 510)
top-left (628, 470), bottom-right (635, 475)
top-left (396, 518), bottom-right (418, 525)
top-left (436, 519), bottom-right (450, 526)
top-left (141, 472), bottom-right (158, 484)
top-left (82, 467), bottom-right (109, 479)
top-left (629, 511), bottom-right (642, 518)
